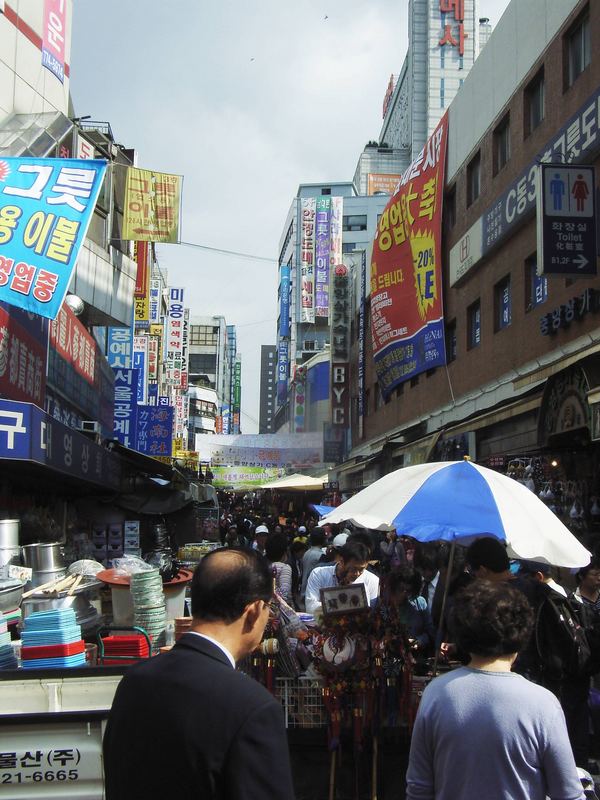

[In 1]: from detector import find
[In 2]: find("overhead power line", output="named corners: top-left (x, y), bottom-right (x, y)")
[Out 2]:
top-left (178, 240), bottom-right (277, 264)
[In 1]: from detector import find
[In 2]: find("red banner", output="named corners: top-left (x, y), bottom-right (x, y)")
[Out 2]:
top-left (0, 306), bottom-right (47, 406)
top-left (134, 241), bottom-right (150, 297)
top-left (371, 116), bottom-right (448, 397)
top-left (49, 305), bottom-right (96, 385)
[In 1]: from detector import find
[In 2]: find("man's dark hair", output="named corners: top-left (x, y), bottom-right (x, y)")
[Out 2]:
top-left (191, 548), bottom-right (273, 623)
top-left (309, 528), bottom-right (326, 547)
top-left (466, 537), bottom-right (510, 573)
top-left (265, 533), bottom-right (288, 563)
top-left (450, 581), bottom-right (533, 657)
top-left (338, 539), bottom-right (370, 564)
top-left (290, 540), bottom-right (308, 556)
top-left (388, 565), bottom-right (421, 598)
top-left (576, 559), bottom-right (600, 582)
top-left (413, 542), bottom-right (439, 574)
top-left (348, 530), bottom-right (374, 556)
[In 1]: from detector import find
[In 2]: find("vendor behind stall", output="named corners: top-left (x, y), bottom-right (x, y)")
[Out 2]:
top-left (304, 540), bottom-right (380, 615)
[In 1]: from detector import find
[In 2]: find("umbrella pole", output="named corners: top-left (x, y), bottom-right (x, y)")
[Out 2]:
top-left (432, 539), bottom-right (455, 678)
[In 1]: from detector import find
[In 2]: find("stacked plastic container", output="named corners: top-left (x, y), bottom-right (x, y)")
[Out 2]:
top-left (20, 609), bottom-right (86, 669)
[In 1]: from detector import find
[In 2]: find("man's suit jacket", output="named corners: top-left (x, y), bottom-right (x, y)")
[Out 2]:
top-left (103, 633), bottom-right (295, 800)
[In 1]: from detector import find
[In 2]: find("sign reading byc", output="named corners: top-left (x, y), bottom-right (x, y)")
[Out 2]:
top-left (537, 164), bottom-right (597, 277)
top-left (0, 157), bottom-right (107, 319)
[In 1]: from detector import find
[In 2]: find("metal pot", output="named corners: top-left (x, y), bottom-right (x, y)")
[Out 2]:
top-left (0, 545), bottom-right (20, 570)
top-left (21, 542), bottom-right (65, 571)
top-left (0, 519), bottom-right (19, 549)
top-left (29, 567), bottom-right (67, 590)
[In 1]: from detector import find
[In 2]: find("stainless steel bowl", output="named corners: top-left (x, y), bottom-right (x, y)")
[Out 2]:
top-left (0, 520), bottom-right (19, 549)
top-left (0, 580), bottom-right (24, 613)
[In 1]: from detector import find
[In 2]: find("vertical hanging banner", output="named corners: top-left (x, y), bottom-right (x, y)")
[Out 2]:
top-left (277, 340), bottom-right (288, 404)
top-left (113, 368), bottom-right (139, 450)
top-left (149, 277), bottom-right (161, 324)
top-left (315, 197), bottom-right (331, 318)
top-left (330, 261), bottom-right (352, 428)
top-left (136, 405), bottom-right (173, 456)
top-left (0, 157), bottom-right (107, 320)
top-left (122, 168), bottom-right (182, 243)
top-left (147, 335), bottom-right (159, 380)
top-left (358, 251), bottom-right (367, 439)
top-left (107, 327), bottom-right (132, 369)
top-left (134, 241), bottom-right (150, 296)
top-left (293, 367), bottom-right (306, 433)
top-left (279, 265), bottom-right (290, 338)
top-left (329, 197), bottom-right (344, 279)
top-left (165, 287), bottom-right (184, 386)
top-left (180, 309), bottom-right (189, 390)
top-left (133, 335), bottom-right (149, 405)
top-left (371, 116), bottom-right (448, 397)
top-left (0, 303), bottom-right (48, 407)
top-left (41, 0), bottom-right (67, 83)
top-left (300, 198), bottom-right (316, 323)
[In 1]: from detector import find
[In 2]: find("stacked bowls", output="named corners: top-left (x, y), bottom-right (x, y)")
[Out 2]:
top-left (131, 570), bottom-right (166, 652)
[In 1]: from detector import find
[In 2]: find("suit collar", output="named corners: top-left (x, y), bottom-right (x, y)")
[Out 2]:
top-left (175, 631), bottom-right (235, 668)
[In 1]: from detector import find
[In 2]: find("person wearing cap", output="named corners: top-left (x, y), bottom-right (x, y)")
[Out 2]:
top-left (317, 531), bottom-right (349, 566)
top-left (252, 525), bottom-right (269, 556)
top-left (304, 540), bottom-right (380, 615)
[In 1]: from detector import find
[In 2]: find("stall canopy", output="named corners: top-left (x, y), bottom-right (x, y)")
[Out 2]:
top-left (260, 473), bottom-right (328, 491)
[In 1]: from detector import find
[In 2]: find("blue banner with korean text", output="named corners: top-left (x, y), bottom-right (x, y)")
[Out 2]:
top-left (136, 405), bottom-right (173, 457)
top-left (0, 157), bottom-right (107, 320)
top-left (107, 327), bottom-right (133, 369)
top-left (279, 265), bottom-right (290, 338)
top-left (113, 368), bottom-right (138, 450)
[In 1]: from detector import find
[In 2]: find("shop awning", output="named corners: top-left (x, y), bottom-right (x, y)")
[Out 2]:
top-left (0, 398), bottom-right (120, 490)
top-left (260, 473), bottom-right (329, 491)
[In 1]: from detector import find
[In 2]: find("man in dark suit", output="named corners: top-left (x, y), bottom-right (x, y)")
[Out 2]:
top-left (103, 548), bottom-right (295, 800)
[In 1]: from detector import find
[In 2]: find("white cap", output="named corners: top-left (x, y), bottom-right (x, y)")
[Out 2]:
top-left (332, 532), bottom-right (349, 548)
top-left (298, 526), bottom-right (307, 533)
top-left (255, 525), bottom-right (269, 535)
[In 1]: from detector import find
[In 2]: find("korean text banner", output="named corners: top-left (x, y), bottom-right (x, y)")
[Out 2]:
top-left (122, 167), bottom-right (181, 243)
top-left (279, 265), bottom-right (290, 338)
top-left (0, 157), bottom-right (107, 320)
top-left (42, 0), bottom-right (67, 83)
top-left (370, 117), bottom-right (448, 397)
top-left (315, 197), bottom-right (331, 318)
top-left (300, 198), bottom-right (315, 323)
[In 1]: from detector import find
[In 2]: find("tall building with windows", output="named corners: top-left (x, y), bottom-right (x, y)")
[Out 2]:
top-left (379, 0), bottom-right (488, 172)
top-left (259, 345), bottom-right (277, 433)
top-left (274, 183), bottom-right (388, 432)
top-left (188, 316), bottom-right (237, 431)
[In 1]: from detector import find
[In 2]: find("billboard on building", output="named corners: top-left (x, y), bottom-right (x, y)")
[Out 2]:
top-left (367, 174), bottom-right (401, 196)
top-left (132, 335), bottom-right (149, 405)
top-left (277, 340), bottom-right (288, 405)
top-left (107, 327), bottom-right (133, 369)
top-left (164, 287), bottom-right (184, 386)
top-left (315, 197), bottom-right (331, 318)
top-left (300, 198), bottom-right (316, 323)
top-left (195, 432), bottom-right (323, 469)
top-left (50, 304), bottom-right (96, 386)
top-left (329, 197), bottom-right (343, 291)
top-left (0, 303), bottom-right (47, 407)
top-left (136, 405), bottom-right (173, 457)
top-left (279, 264), bottom-right (290, 338)
top-left (41, 0), bottom-right (67, 83)
top-left (0, 157), bottom-right (107, 320)
top-left (113, 368), bottom-right (139, 450)
top-left (357, 251), bottom-right (367, 439)
top-left (371, 116), bottom-right (448, 397)
top-left (330, 259), bottom-right (351, 432)
top-left (122, 168), bottom-right (182, 243)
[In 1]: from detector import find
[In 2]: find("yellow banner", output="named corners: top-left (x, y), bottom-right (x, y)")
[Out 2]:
top-left (123, 167), bottom-right (181, 243)
top-left (134, 294), bottom-right (149, 322)
top-left (171, 437), bottom-right (184, 456)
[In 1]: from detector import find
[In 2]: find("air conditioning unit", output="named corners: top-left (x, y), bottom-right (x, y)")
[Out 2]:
top-left (79, 421), bottom-right (101, 435)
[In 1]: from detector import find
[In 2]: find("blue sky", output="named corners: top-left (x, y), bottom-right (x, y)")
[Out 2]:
top-left (69, 0), bottom-right (510, 432)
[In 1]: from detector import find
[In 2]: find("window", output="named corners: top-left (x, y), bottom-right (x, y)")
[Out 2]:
top-left (446, 319), bottom-right (457, 362)
top-left (467, 152), bottom-right (481, 206)
top-left (190, 325), bottom-right (218, 346)
top-left (493, 115), bottom-right (510, 175)
top-left (525, 253), bottom-right (547, 310)
top-left (566, 11), bottom-right (590, 88)
top-left (321, 187), bottom-right (331, 195)
top-left (189, 353), bottom-right (217, 373)
top-left (445, 186), bottom-right (456, 229)
top-left (467, 300), bottom-right (481, 349)
top-left (343, 214), bottom-right (367, 232)
top-left (525, 69), bottom-right (544, 136)
top-left (342, 242), bottom-right (357, 254)
top-left (494, 276), bottom-right (512, 331)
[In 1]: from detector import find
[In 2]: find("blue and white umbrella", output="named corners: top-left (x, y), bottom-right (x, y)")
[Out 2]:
top-left (310, 503), bottom-right (335, 519)
top-left (322, 460), bottom-right (590, 568)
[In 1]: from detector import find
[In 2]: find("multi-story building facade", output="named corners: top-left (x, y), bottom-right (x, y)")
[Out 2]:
top-left (274, 183), bottom-right (388, 433)
top-left (380, 0), bottom-right (489, 172)
top-left (338, 0), bottom-right (600, 507)
top-left (258, 345), bottom-right (276, 433)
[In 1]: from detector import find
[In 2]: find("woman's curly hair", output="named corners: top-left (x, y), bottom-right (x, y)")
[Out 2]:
top-left (450, 580), bottom-right (533, 657)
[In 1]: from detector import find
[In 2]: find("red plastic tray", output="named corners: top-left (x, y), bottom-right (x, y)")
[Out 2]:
top-left (21, 640), bottom-right (85, 660)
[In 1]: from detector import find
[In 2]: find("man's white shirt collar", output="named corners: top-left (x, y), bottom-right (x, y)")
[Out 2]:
top-left (188, 632), bottom-right (236, 668)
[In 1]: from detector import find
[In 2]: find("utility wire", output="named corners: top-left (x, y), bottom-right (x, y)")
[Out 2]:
top-left (177, 240), bottom-right (277, 264)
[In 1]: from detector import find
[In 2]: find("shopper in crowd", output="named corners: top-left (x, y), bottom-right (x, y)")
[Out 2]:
top-left (289, 538), bottom-right (308, 610)
top-left (252, 524), bottom-right (269, 555)
top-left (382, 566), bottom-right (436, 657)
top-left (304, 540), bottom-right (380, 615)
top-left (224, 524), bottom-right (246, 549)
top-left (574, 559), bottom-right (600, 612)
top-left (300, 527), bottom-right (327, 599)
top-left (406, 580), bottom-right (584, 800)
top-left (103, 548), bottom-right (294, 800)
top-left (318, 531), bottom-right (349, 565)
top-left (413, 543), bottom-right (440, 612)
top-left (380, 528), bottom-right (407, 572)
top-left (265, 533), bottom-right (293, 604)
